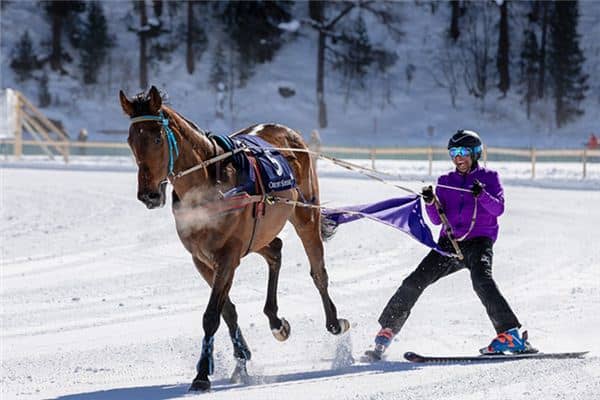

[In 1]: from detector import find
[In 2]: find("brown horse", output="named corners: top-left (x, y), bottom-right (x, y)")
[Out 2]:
top-left (119, 86), bottom-right (349, 391)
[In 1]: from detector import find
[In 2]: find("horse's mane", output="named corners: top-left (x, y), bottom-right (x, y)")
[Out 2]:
top-left (162, 106), bottom-right (215, 161)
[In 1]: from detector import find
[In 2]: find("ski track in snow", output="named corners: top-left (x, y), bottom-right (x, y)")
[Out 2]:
top-left (1, 167), bottom-right (599, 400)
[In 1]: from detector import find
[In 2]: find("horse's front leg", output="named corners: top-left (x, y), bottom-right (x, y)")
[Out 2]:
top-left (190, 256), bottom-right (239, 392)
top-left (291, 210), bottom-right (350, 335)
top-left (192, 256), bottom-right (252, 385)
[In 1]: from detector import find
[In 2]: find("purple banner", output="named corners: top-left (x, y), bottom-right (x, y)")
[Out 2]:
top-left (322, 196), bottom-right (448, 255)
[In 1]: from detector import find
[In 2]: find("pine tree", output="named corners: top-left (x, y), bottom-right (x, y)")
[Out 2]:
top-left (333, 17), bottom-right (374, 88)
top-left (10, 31), bottom-right (38, 81)
top-left (78, 1), bottom-right (112, 84)
top-left (216, 1), bottom-right (292, 86)
top-left (537, 1), bottom-right (551, 99)
top-left (307, 2), bottom-right (402, 128)
top-left (42, 0), bottom-right (86, 73)
top-left (519, 29), bottom-right (539, 119)
top-left (548, 1), bottom-right (588, 127)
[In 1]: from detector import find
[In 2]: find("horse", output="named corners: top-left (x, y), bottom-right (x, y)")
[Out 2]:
top-left (119, 86), bottom-right (349, 391)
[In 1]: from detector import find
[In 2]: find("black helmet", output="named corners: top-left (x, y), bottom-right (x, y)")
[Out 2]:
top-left (447, 129), bottom-right (483, 160)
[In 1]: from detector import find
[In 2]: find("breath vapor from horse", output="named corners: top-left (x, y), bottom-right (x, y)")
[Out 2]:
top-left (119, 86), bottom-right (349, 392)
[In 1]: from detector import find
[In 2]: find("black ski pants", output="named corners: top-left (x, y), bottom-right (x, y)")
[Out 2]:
top-left (378, 236), bottom-right (521, 335)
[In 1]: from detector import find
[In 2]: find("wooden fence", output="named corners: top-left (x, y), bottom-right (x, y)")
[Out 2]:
top-left (2, 89), bottom-right (598, 178)
top-left (319, 145), bottom-right (600, 179)
top-left (1, 139), bottom-right (599, 179)
top-left (4, 90), bottom-right (71, 161)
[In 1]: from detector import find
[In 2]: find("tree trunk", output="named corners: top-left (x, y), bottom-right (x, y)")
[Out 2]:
top-left (50, 12), bottom-right (62, 72)
top-left (310, 1), bottom-right (327, 128)
top-left (497, 0), bottom-right (510, 95)
top-left (316, 30), bottom-right (327, 128)
top-left (186, 1), bottom-right (194, 74)
top-left (139, 1), bottom-right (148, 89)
top-left (450, 0), bottom-right (460, 41)
top-left (538, 2), bottom-right (549, 99)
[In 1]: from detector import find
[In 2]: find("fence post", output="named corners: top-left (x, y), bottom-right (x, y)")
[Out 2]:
top-left (14, 95), bottom-right (23, 159)
top-left (370, 148), bottom-right (376, 170)
top-left (428, 146), bottom-right (433, 176)
top-left (583, 148), bottom-right (587, 179)
top-left (531, 148), bottom-right (536, 179)
top-left (483, 144), bottom-right (488, 167)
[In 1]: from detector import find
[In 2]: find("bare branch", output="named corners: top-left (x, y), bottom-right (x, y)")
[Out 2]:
top-left (325, 2), bottom-right (356, 29)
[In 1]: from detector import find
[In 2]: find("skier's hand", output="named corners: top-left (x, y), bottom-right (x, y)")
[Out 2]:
top-left (471, 180), bottom-right (484, 197)
top-left (421, 186), bottom-right (435, 205)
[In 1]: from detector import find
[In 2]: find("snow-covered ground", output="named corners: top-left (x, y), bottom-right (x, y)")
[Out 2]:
top-left (1, 162), bottom-right (599, 400)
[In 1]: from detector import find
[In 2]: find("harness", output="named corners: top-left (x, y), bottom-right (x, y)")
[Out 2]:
top-left (129, 111), bottom-right (474, 260)
top-left (129, 111), bottom-right (304, 255)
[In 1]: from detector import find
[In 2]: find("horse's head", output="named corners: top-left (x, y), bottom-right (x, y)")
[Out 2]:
top-left (119, 85), bottom-right (170, 209)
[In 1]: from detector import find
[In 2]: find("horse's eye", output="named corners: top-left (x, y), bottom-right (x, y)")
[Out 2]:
top-left (154, 136), bottom-right (162, 145)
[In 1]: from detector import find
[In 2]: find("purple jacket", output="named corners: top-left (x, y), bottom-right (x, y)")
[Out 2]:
top-left (425, 164), bottom-right (505, 243)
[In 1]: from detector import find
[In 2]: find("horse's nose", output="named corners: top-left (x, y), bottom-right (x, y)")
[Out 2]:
top-left (138, 191), bottom-right (161, 208)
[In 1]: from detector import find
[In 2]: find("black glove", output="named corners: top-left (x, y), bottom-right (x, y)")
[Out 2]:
top-left (471, 179), bottom-right (484, 197)
top-left (421, 186), bottom-right (435, 204)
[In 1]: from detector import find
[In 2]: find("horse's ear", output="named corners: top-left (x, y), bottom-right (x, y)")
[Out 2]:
top-left (148, 85), bottom-right (162, 114)
top-left (119, 90), bottom-right (134, 117)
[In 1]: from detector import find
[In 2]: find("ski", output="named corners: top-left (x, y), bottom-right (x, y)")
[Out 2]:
top-left (404, 351), bottom-right (589, 364)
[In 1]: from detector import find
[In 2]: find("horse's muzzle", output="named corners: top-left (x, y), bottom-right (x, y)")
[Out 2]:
top-left (138, 182), bottom-right (167, 209)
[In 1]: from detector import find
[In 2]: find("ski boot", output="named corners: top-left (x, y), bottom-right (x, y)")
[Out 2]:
top-left (363, 327), bottom-right (394, 362)
top-left (480, 328), bottom-right (538, 355)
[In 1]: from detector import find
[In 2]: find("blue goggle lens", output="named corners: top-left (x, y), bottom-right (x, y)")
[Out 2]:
top-left (449, 147), bottom-right (472, 158)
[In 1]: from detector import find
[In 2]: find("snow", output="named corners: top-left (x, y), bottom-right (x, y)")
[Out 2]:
top-left (278, 20), bottom-right (301, 33)
top-left (2, 160), bottom-right (599, 400)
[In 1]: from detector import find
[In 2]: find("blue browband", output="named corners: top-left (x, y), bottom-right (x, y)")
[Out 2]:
top-left (130, 111), bottom-right (179, 176)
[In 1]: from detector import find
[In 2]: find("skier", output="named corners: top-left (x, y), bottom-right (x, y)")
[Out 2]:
top-left (366, 129), bottom-right (535, 361)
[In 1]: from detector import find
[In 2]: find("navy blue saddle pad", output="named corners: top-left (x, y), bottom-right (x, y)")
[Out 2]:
top-left (221, 134), bottom-right (296, 196)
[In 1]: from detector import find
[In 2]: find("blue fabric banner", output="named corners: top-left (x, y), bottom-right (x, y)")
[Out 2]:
top-left (322, 195), bottom-right (448, 255)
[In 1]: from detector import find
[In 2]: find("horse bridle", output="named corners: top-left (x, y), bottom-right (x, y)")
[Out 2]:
top-left (130, 111), bottom-right (180, 179)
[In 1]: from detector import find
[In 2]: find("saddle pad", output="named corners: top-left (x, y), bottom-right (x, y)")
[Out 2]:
top-left (223, 134), bottom-right (296, 196)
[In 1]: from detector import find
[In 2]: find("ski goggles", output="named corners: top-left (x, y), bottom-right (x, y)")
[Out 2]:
top-left (449, 145), bottom-right (481, 158)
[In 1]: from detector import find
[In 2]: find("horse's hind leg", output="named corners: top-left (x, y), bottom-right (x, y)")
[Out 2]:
top-left (257, 237), bottom-right (291, 341)
top-left (190, 256), bottom-right (250, 389)
top-left (290, 208), bottom-right (350, 335)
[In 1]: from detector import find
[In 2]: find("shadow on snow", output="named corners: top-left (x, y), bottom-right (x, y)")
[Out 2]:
top-left (51, 360), bottom-right (420, 400)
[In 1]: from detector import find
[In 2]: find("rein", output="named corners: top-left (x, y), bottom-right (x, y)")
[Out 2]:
top-left (128, 112), bottom-right (471, 258)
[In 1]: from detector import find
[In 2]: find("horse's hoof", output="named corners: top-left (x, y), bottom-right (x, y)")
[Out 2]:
top-left (338, 318), bottom-right (351, 334)
top-left (189, 376), bottom-right (211, 392)
top-left (272, 318), bottom-right (291, 341)
top-left (329, 318), bottom-right (350, 335)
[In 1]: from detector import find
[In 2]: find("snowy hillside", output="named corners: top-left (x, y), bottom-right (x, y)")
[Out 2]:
top-left (1, 1), bottom-right (599, 148)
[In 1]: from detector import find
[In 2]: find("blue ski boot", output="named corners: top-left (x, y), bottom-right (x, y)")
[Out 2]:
top-left (363, 328), bottom-right (394, 362)
top-left (480, 328), bottom-right (538, 355)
